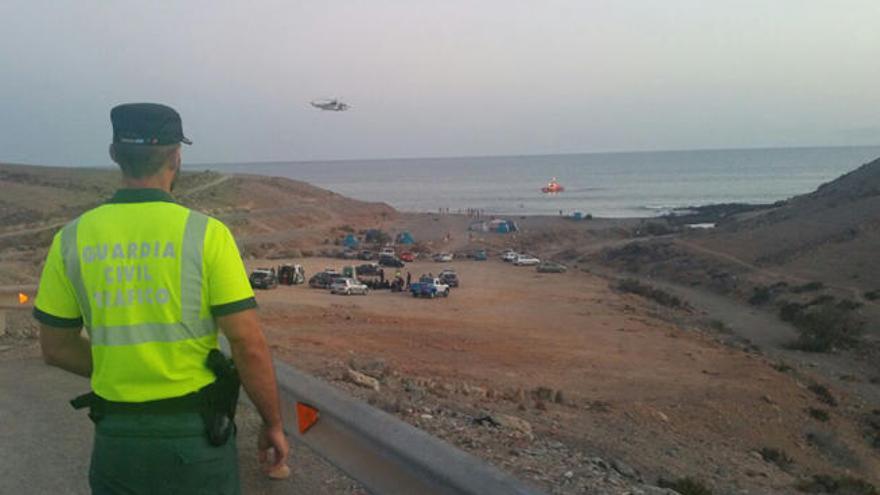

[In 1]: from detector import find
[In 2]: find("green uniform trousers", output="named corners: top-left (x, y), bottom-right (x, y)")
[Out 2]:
top-left (89, 412), bottom-right (240, 495)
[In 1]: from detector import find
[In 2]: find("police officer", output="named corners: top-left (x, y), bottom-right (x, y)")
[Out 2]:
top-left (33, 103), bottom-right (289, 494)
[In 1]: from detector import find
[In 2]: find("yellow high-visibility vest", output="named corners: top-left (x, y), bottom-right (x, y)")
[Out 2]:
top-left (34, 189), bottom-right (256, 402)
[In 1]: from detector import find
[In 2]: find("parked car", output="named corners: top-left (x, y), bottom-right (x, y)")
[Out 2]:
top-left (356, 263), bottom-right (381, 276)
top-left (513, 254), bottom-right (540, 266)
top-left (438, 269), bottom-right (459, 288)
top-left (409, 277), bottom-right (450, 298)
top-left (379, 255), bottom-right (405, 268)
top-left (399, 251), bottom-right (415, 262)
top-left (473, 249), bottom-right (488, 261)
top-left (536, 261), bottom-right (567, 273)
top-left (380, 246), bottom-right (396, 257)
top-left (249, 268), bottom-right (278, 289)
top-left (277, 264), bottom-right (305, 285)
top-left (330, 277), bottom-right (369, 295)
top-left (308, 271), bottom-right (342, 289)
top-left (359, 250), bottom-right (375, 260)
top-left (341, 249), bottom-right (358, 259)
top-left (501, 250), bottom-right (519, 262)
top-left (433, 252), bottom-right (453, 262)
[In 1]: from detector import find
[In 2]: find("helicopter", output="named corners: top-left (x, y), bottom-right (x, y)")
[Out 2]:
top-left (310, 98), bottom-right (350, 111)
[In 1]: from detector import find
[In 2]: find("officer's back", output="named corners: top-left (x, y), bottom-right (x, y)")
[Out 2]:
top-left (34, 103), bottom-right (289, 494)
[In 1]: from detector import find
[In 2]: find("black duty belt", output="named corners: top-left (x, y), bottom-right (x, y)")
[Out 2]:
top-left (70, 350), bottom-right (241, 446)
top-left (70, 387), bottom-right (210, 416)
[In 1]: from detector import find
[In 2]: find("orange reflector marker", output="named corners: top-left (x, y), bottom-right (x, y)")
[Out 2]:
top-left (18, 292), bottom-right (29, 305)
top-left (296, 402), bottom-right (319, 434)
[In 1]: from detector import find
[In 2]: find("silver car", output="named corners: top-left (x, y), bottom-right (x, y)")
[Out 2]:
top-left (513, 254), bottom-right (540, 266)
top-left (330, 277), bottom-right (369, 295)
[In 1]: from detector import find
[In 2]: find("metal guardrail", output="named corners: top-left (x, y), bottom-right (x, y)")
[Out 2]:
top-left (0, 285), bottom-right (35, 310)
top-left (270, 361), bottom-right (543, 495)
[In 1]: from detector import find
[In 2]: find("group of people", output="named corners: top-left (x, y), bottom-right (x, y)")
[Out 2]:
top-left (363, 269), bottom-right (412, 291)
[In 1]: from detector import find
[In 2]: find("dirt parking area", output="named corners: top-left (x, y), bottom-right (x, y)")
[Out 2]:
top-left (247, 257), bottom-right (880, 494)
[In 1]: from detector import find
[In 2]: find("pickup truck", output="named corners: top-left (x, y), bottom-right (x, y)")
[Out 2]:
top-left (409, 277), bottom-right (450, 298)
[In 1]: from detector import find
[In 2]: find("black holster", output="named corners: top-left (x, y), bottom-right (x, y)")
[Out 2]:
top-left (202, 349), bottom-right (241, 446)
top-left (70, 349), bottom-right (241, 447)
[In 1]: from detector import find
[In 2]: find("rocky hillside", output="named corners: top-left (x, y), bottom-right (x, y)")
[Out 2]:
top-left (694, 156), bottom-right (880, 291)
top-left (594, 155), bottom-right (880, 361)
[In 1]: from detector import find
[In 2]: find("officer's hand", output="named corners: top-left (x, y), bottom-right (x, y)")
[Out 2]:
top-left (258, 423), bottom-right (290, 478)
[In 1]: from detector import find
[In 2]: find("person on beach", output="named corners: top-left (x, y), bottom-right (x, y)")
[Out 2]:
top-left (33, 103), bottom-right (289, 494)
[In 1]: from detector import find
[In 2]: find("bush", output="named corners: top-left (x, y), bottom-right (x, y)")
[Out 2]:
top-left (864, 290), bottom-right (880, 301)
top-left (658, 477), bottom-right (713, 495)
top-left (837, 299), bottom-right (863, 311)
top-left (808, 408), bottom-right (830, 422)
top-left (808, 384), bottom-right (838, 407)
top-left (706, 319), bottom-right (731, 333)
top-left (790, 281), bottom-right (825, 294)
top-left (779, 301), bottom-right (806, 322)
top-left (788, 303), bottom-right (865, 352)
top-left (773, 362), bottom-right (793, 373)
top-left (796, 475), bottom-right (877, 494)
top-left (749, 286), bottom-right (772, 305)
top-left (805, 295), bottom-right (835, 307)
top-left (616, 279), bottom-right (688, 309)
top-left (759, 447), bottom-right (794, 469)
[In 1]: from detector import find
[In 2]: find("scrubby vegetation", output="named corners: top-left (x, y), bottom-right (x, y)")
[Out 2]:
top-left (808, 408), bottom-right (830, 422)
top-left (864, 410), bottom-right (880, 451)
top-left (616, 278), bottom-right (689, 309)
top-left (779, 301), bottom-right (865, 352)
top-left (658, 477), bottom-right (713, 495)
top-left (759, 447), bottom-right (794, 470)
top-left (796, 475), bottom-right (877, 494)
top-left (772, 362), bottom-right (794, 373)
top-left (748, 281), bottom-right (790, 306)
top-left (749, 285), bottom-right (772, 305)
top-left (790, 281), bottom-right (825, 294)
top-left (807, 384), bottom-right (838, 407)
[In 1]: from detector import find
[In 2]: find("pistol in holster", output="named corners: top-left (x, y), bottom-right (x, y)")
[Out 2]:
top-left (202, 349), bottom-right (241, 446)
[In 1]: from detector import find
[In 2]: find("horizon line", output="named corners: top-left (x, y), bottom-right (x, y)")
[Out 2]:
top-left (194, 143), bottom-right (880, 168)
top-left (3, 142), bottom-right (880, 170)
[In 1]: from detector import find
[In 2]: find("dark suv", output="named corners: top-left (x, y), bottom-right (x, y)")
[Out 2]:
top-left (308, 271), bottom-right (342, 289)
top-left (439, 271), bottom-right (459, 288)
top-left (249, 269), bottom-right (278, 290)
top-left (378, 255), bottom-right (405, 268)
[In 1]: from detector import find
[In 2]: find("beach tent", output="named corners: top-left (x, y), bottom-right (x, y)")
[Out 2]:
top-left (468, 221), bottom-right (489, 232)
top-left (343, 234), bottom-right (359, 249)
top-left (488, 218), bottom-right (519, 234)
top-left (488, 219), bottom-right (518, 233)
top-left (397, 231), bottom-right (415, 245)
top-left (572, 212), bottom-right (584, 220)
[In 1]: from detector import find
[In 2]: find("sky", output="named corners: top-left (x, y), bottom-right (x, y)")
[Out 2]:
top-left (1, 0), bottom-right (879, 166)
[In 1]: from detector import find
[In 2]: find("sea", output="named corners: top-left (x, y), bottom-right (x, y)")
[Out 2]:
top-left (204, 146), bottom-right (880, 218)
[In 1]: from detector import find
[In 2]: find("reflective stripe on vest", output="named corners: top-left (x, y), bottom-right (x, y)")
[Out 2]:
top-left (61, 210), bottom-right (215, 346)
